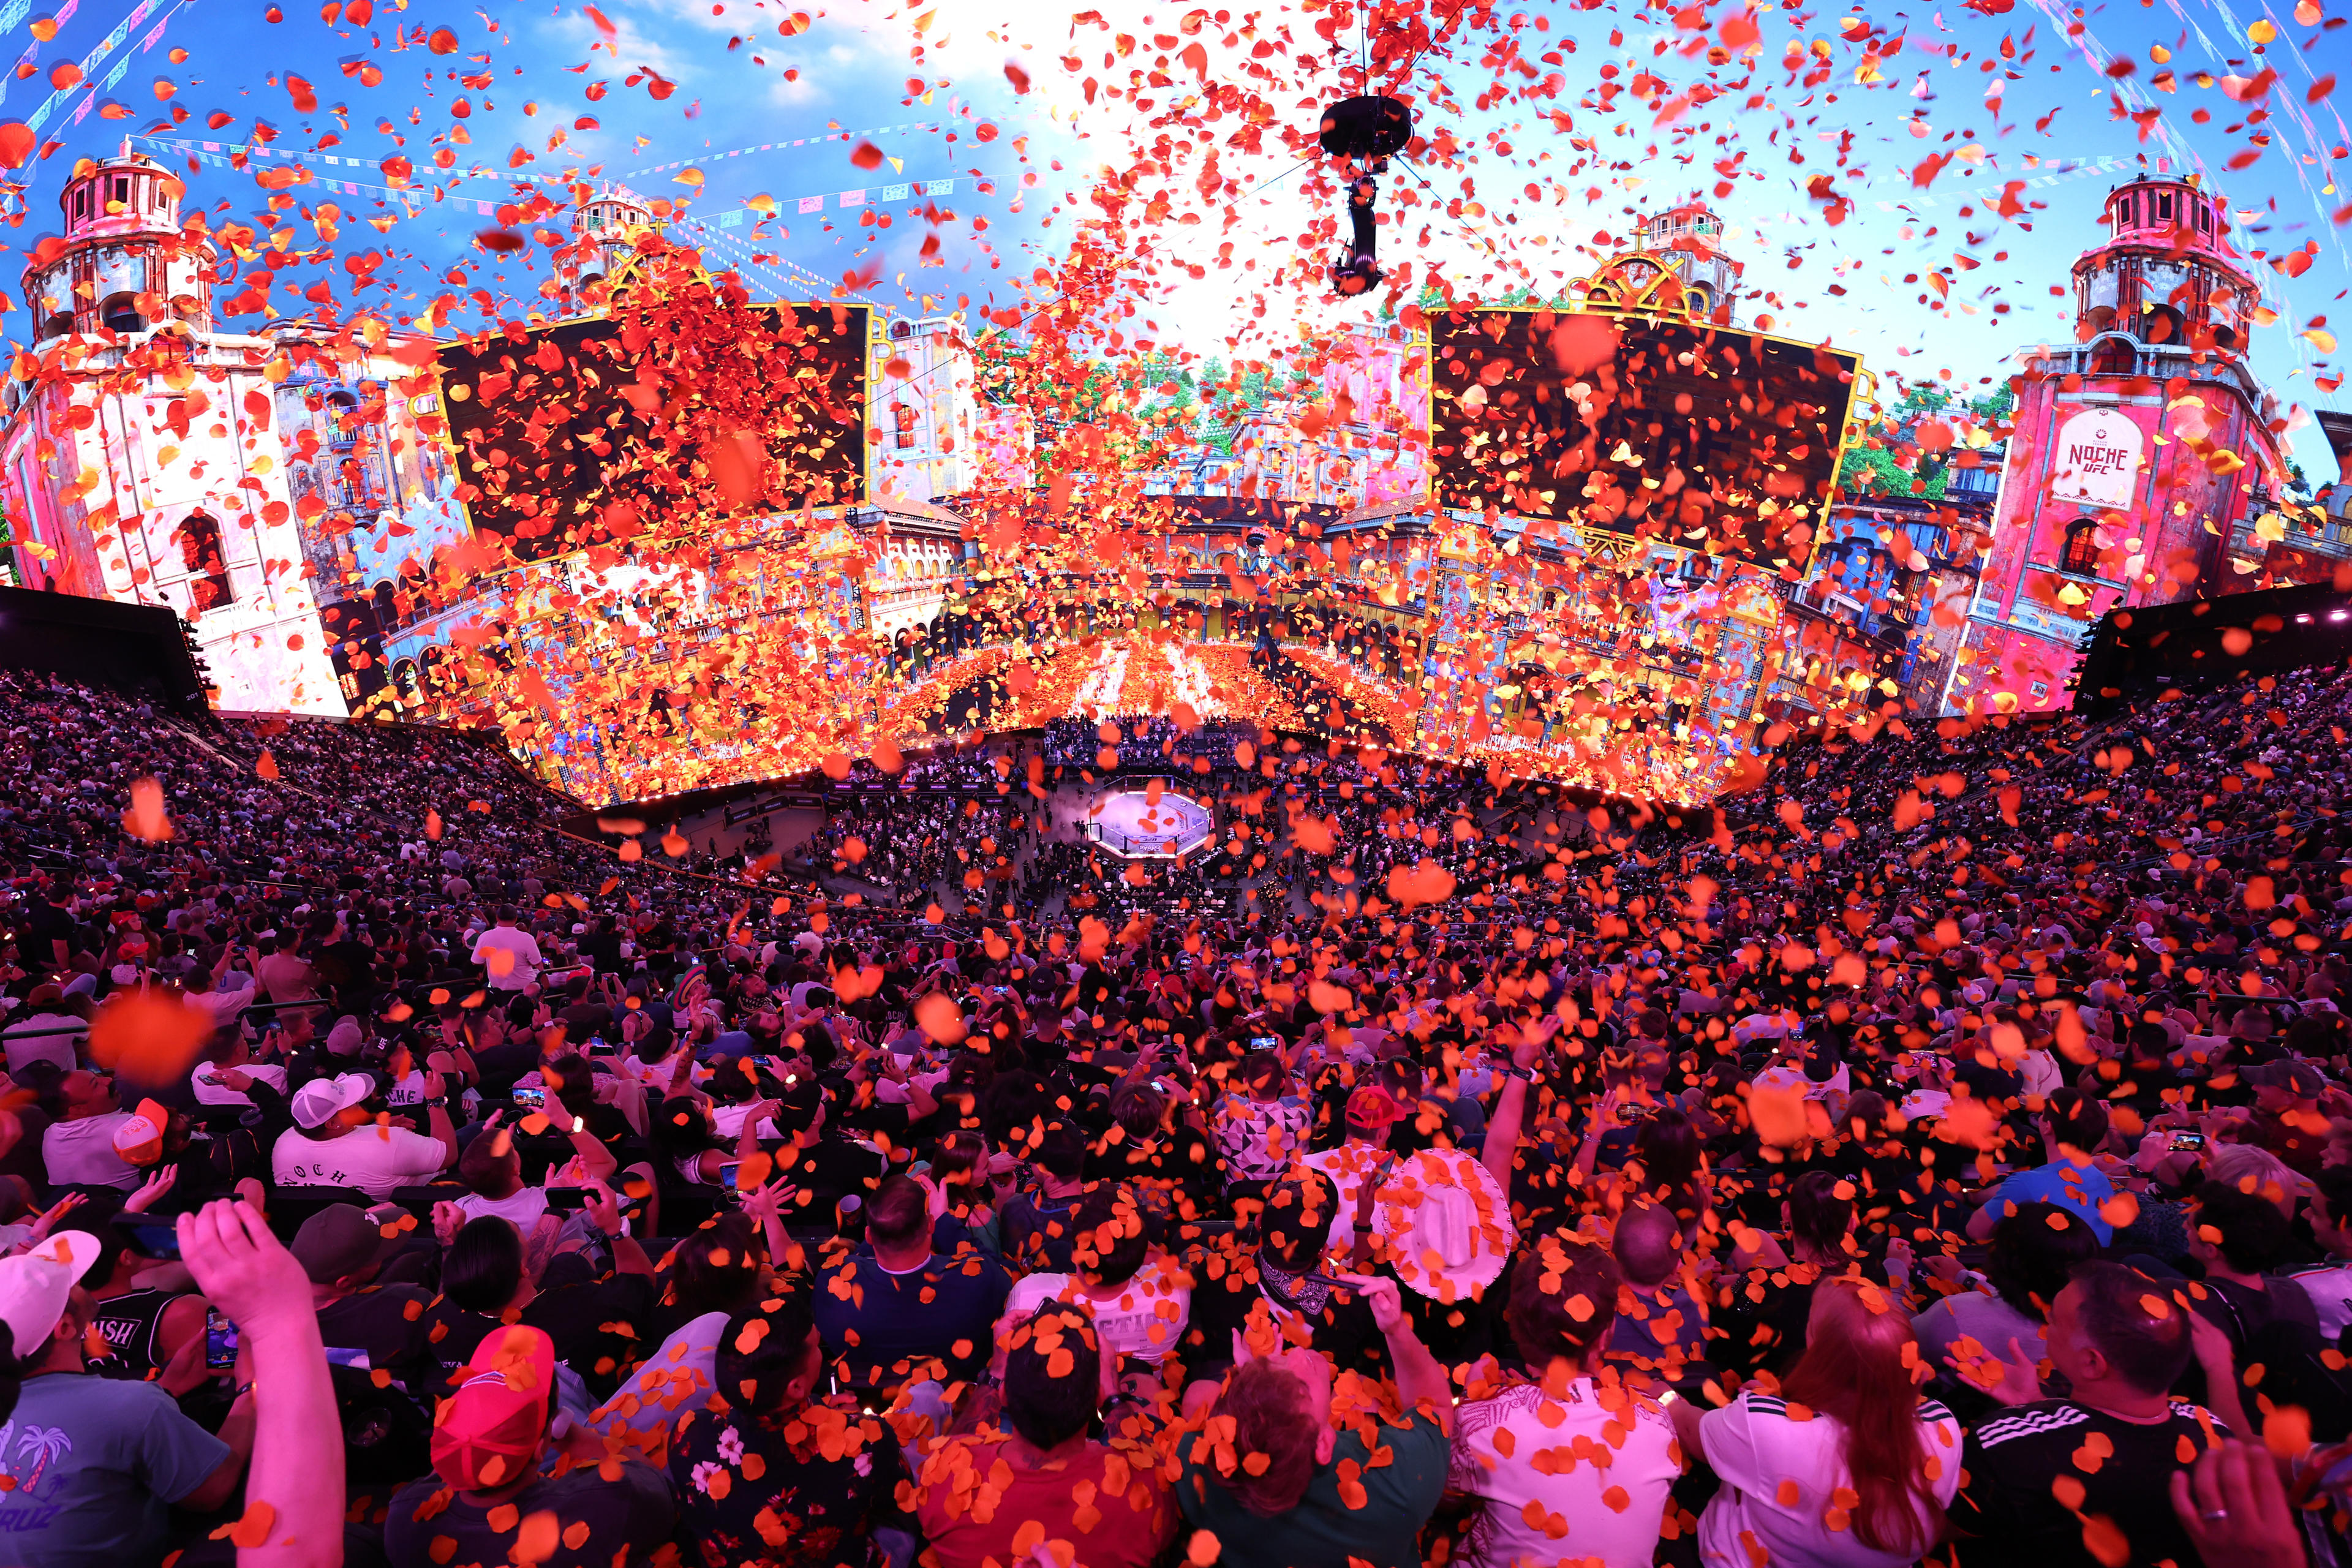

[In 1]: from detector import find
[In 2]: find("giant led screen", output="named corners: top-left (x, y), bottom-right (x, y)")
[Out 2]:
top-left (436, 303), bottom-right (868, 565)
top-left (1431, 309), bottom-right (1862, 567)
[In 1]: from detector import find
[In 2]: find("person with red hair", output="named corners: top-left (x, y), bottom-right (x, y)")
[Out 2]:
top-left (1176, 1273), bottom-right (1453, 1568)
top-left (1670, 1275), bottom-right (1961, 1568)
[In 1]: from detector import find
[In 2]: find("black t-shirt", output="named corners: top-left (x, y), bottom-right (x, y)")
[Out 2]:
top-left (666, 1396), bottom-right (913, 1567)
top-left (417, 1297), bottom-right (502, 1393)
top-left (1948, 1397), bottom-right (2223, 1568)
top-left (317, 1284), bottom-right (438, 1388)
top-left (422, 1273), bottom-right (660, 1399)
top-left (472, 1039), bottom-right (542, 1099)
top-left (1706, 1262), bottom-right (1827, 1379)
top-left (1000, 1189), bottom-right (1085, 1271)
top-left (26, 900), bottom-right (78, 959)
top-left (557, 1001), bottom-right (616, 1042)
top-left (527, 1272), bottom-right (658, 1396)
top-left (314, 937), bottom-right (376, 1001)
top-left (386, 1458), bottom-right (676, 1568)
top-left (774, 1134), bottom-right (886, 1224)
top-left (1085, 1128), bottom-right (1218, 1233)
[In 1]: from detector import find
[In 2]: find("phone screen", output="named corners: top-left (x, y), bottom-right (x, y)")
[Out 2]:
top-left (205, 1307), bottom-right (239, 1370)
top-left (118, 1219), bottom-right (181, 1261)
top-left (512, 1086), bottom-right (545, 1110)
top-left (717, 1160), bottom-right (743, 1191)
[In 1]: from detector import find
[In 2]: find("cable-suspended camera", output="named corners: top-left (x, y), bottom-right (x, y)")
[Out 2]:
top-left (1317, 94), bottom-right (1412, 298)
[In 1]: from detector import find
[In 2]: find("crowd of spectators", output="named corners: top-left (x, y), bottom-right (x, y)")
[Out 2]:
top-left (1042, 716), bottom-right (1260, 774)
top-left (4, 654), bottom-right (2352, 1568)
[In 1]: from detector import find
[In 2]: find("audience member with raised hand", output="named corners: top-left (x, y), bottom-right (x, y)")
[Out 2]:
top-left (175, 1197), bottom-right (344, 1568)
top-left (1176, 1270), bottom-right (1452, 1568)
top-left (0, 1225), bottom-right (255, 1565)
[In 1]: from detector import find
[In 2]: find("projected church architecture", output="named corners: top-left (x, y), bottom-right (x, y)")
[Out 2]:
top-left (1951, 173), bottom-right (2334, 714)
top-left (0, 141), bottom-right (450, 714)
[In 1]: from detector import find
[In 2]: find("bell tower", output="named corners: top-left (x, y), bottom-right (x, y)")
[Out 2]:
top-left (23, 139), bottom-right (212, 342)
top-left (570, 187), bottom-right (662, 302)
top-left (1948, 173), bottom-right (2291, 717)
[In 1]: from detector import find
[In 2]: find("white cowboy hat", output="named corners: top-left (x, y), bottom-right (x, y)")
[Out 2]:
top-left (1369, 1147), bottom-right (1513, 1302)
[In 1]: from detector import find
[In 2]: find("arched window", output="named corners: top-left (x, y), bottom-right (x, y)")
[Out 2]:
top-left (893, 402), bottom-right (917, 450)
top-left (2060, 519), bottom-right (2103, 577)
top-left (40, 311), bottom-right (72, 341)
top-left (100, 293), bottom-right (145, 334)
top-left (175, 511), bottom-right (232, 612)
top-left (2092, 338), bottom-right (2135, 376)
top-left (372, 578), bottom-right (401, 632)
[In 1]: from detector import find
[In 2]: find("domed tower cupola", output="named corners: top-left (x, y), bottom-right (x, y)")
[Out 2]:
top-left (2071, 173), bottom-right (2260, 363)
top-left (570, 186), bottom-right (662, 296)
top-left (1633, 200), bottom-right (1744, 321)
top-left (22, 139), bottom-right (212, 342)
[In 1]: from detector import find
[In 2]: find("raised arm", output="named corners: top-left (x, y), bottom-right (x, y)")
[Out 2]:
top-left (176, 1200), bottom-right (336, 1566)
top-left (1482, 1011), bottom-right (1561, 1196)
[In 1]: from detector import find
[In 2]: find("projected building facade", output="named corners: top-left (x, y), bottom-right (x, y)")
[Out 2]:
top-left (1951, 174), bottom-right (2334, 714)
top-left (0, 143), bottom-right (450, 715)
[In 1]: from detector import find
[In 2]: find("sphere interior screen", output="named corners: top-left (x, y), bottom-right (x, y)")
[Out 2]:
top-left (1430, 309), bottom-right (1863, 568)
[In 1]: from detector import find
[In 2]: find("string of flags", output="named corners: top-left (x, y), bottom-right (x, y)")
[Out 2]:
top-left (23, 0), bottom-right (185, 133)
top-left (677, 216), bottom-right (884, 308)
top-left (137, 133), bottom-right (963, 224)
top-left (631, 119), bottom-right (946, 176)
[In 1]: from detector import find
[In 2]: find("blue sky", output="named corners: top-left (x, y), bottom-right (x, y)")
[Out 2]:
top-left (2, 0), bottom-right (2347, 480)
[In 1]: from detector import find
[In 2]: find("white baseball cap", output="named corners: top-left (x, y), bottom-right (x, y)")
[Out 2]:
top-left (290, 1072), bottom-right (375, 1130)
top-left (0, 1232), bottom-right (104, 1355)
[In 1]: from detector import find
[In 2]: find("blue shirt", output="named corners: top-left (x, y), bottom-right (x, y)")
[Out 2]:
top-left (814, 1248), bottom-right (1012, 1390)
top-left (0, 1373), bottom-right (229, 1566)
top-left (1989, 1159), bottom-right (2117, 1242)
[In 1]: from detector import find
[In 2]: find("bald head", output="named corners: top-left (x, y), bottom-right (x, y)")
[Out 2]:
top-left (1612, 1202), bottom-right (1681, 1289)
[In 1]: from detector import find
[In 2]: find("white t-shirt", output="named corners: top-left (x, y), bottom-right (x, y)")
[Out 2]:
top-left (272, 1123), bottom-right (449, 1197)
top-left (2019, 1049), bottom-right (2065, 1099)
top-left (186, 973), bottom-right (256, 1030)
top-left (709, 1102), bottom-right (779, 1140)
top-left (470, 925), bottom-right (545, 991)
top-left (4, 1013), bottom-right (83, 1076)
top-left (456, 1186), bottom-right (551, 1227)
top-left (42, 1114), bottom-right (141, 1191)
top-left (1696, 1389), bottom-right (1962, 1568)
top-left (1003, 1258), bottom-right (1192, 1362)
top-left (1449, 1375), bottom-right (1680, 1568)
top-left (192, 1061), bottom-right (289, 1107)
top-left (2293, 1261), bottom-right (2352, 1343)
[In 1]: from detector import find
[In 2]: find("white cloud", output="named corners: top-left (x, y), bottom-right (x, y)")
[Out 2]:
top-left (767, 70), bottom-right (827, 108)
top-left (541, 7), bottom-right (692, 82)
